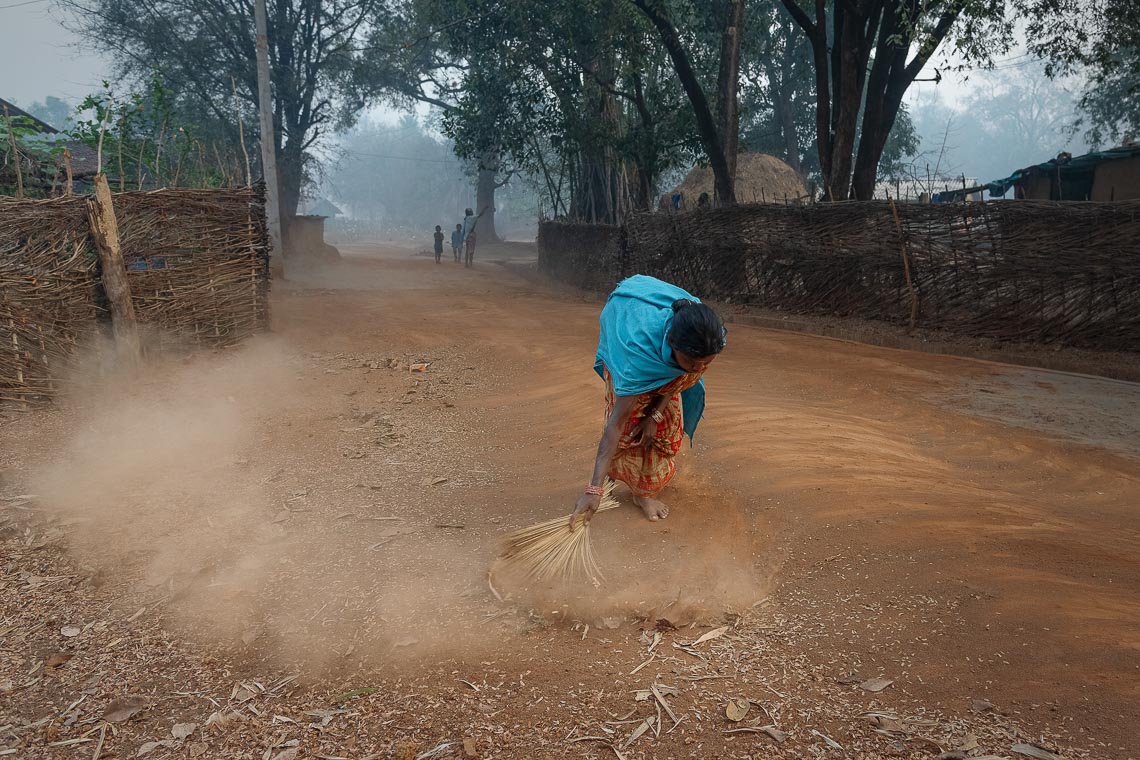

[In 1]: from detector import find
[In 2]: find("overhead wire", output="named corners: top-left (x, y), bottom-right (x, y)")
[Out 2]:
top-left (0, 0), bottom-right (50, 9)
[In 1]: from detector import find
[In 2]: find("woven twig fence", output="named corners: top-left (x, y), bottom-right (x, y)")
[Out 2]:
top-left (0, 196), bottom-right (100, 402)
top-left (539, 200), bottom-right (1140, 351)
top-left (0, 186), bottom-right (270, 404)
top-left (536, 220), bottom-right (623, 291)
top-left (114, 189), bottom-right (270, 349)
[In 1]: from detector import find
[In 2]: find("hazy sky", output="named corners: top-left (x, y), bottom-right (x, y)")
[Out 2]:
top-left (4, 0), bottom-right (986, 112)
top-left (2, 0), bottom-right (111, 106)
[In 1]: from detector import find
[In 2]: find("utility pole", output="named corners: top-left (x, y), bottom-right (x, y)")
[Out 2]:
top-left (254, 0), bottom-right (284, 274)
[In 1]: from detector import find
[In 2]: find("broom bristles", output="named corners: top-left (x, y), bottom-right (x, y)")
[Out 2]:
top-left (496, 480), bottom-right (619, 583)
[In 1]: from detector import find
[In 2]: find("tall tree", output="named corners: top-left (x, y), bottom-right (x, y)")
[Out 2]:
top-left (1019, 0), bottom-right (1140, 146)
top-left (370, 0), bottom-right (698, 224)
top-left (23, 96), bottom-right (73, 131)
top-left (964, 66), bottom-right (1083, 167)
top-left (630, 0), bottom-right (745, 204)
top-left (778, 0), bottom-right (1011, 200)
top-left (739, 2), bottom-right (814, 177)
top-left (69, 0), bottom-right (386, 232)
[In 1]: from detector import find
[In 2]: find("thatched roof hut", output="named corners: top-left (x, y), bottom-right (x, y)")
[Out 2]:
top-left (660, 153), bottom-right (808, 210)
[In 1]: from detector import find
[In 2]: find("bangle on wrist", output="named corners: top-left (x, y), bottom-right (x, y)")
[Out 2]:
top-left (584, 484), bottom-right (604, 497)
top-left (650, 409), bottom-right (664, 423)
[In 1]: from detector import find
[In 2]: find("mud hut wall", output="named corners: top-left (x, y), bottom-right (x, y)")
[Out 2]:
top-left (539, 200), bottom-right (1140, 352)
top-left (1090, 155), bottom-right (1140, 201)
top-left (0, 187), bottom-right (270, 403)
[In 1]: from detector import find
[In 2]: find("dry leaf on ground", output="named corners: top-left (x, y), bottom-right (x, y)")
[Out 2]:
top-left (171, 723), bottom-right (197, 740)
top-left (811, 729), bottom-right (843, 749)
top-left (858, 677), bottom-right (894, 692)
top-left (44, 652), bottom-right (73, 669)
top-left (103, 696), bottom-right (148, 723)
top-left (1012, 743), bottom-right (1065, 760)
top-left (687, 626), bottom-right (728, 646)
top-left (137, 740), bottom-right (177, 756)
top-left (725, 698), bottom-right (750, 722)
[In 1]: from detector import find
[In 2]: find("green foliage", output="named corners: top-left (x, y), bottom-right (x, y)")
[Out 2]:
top-left (69, 0), bottom-right (387, 216)
top-left (1017, 0), bottom-right (1139, 145)
top-left (1077, 48), bottom-right (1140, 146)
top-left (62, 77), bottom-right (244, 190)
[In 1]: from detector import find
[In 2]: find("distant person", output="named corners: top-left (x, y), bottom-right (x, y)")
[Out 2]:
top-left (433, 225), bottom-right (445, 264)
top-left (461, 207), bottom-right (477, 245)
top-left (461, 206), bottom-right (487, 267)
top-left (464, 228), bottom-right (477, 268)
top-left (451, 223), bottom-right (463, 262)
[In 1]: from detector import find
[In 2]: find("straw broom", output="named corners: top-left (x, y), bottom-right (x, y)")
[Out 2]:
top-left (495, 480), bottom-right (619, 583)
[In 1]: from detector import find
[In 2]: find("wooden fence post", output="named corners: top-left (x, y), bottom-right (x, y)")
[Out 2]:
top-left (3, 105), bottom-right (24, 199)
top-left (87, 173), bottom-right (141, 363)
top-left (888, 197), bottom-right (919, 330)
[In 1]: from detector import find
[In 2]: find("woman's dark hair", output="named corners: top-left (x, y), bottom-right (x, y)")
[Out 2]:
top-left (667, 299), bottom-right (726, 358)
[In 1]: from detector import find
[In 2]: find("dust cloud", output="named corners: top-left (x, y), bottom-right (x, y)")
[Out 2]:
top-left (33, 340), bottom-right (301, 639)
top-left (27, 324), bottom-right (773, 675)
top-left (27, 338), bottom-right (515, 673)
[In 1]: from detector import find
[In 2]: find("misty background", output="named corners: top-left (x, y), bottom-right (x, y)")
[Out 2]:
top-left (2, 1), bottom-right (1103, 240)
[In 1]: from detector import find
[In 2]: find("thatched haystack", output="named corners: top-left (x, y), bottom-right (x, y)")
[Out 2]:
top-left (660, 153), bottom-right (808, 209)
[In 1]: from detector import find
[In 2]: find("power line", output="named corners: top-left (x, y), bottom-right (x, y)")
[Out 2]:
top-left (0, 0), bottom-right (50, 9)
top-left (338, 148), bottom-right (459, 164)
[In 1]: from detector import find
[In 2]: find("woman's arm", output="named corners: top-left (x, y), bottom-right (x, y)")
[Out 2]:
top-left (569, 394), bottom-right (639, 527)
top-left (629, 394), bottom-right (667, 448)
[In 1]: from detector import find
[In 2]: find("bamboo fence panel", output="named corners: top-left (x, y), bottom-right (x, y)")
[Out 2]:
top-left (0, 196), bottom-right (99, 404)
top-left (538, 200), bottom-right (1140, 351)
top-left (0, 186), bottom-right (270, 404)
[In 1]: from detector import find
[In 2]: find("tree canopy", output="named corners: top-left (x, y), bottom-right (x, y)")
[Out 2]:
top-left (53, 0), bottom-right (1133, 222)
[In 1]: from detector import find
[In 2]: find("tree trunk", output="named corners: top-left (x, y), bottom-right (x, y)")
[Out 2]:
top-left (475, 154), bottom-right (501, 243)
top-left (572, 44), bottom-right (624, 224)
top-left (773, 87), bottom-right (803, 177)
top-left (629, 74), bottom-right (659, 210)
top-left (632, 0), bottom-right (733, 205)
top-left (781, 0), bottom-right (959, 201)
top-left (714, 0), bottom-right (745, 204)
top-left (826, 3), bottom-right (871, 201)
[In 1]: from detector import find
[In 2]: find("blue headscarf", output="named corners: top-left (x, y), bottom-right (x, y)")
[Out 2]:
top-left (593, 275), bottom-right (710, 441)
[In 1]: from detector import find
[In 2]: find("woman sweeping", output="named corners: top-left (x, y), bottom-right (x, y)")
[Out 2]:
top-left (571, 275), bottom-right (726, 527)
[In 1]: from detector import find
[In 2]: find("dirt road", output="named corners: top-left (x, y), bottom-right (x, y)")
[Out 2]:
top-left (1, 242), bottom-right (1137, 759)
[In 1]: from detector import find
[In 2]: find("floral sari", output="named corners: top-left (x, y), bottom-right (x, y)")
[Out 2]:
top-left (602, 366), bottom-right (704, 497)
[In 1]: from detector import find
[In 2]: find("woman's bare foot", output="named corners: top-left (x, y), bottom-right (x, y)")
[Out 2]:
top-left (633, 494), bottom-right (670, 521)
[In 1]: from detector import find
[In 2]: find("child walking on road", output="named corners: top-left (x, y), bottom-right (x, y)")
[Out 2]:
top-left (451, 223), bottom-right (463, 262)
top-left (433, 225), bottom-right (445, 264)
top-left (464, 228), bottom-right (477, 268)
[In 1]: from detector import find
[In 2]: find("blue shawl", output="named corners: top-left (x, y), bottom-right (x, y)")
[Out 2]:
top-left (594, 275), bottom-right (708, 441)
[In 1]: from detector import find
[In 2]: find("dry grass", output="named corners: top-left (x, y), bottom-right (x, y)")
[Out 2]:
top-left (495, 480), bottom-right (619, 583)
top-left (660, 152), bottom-right (809, 208)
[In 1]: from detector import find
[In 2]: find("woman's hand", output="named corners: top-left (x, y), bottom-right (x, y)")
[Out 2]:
top-left (629, 415), bottom-right (658, 448)
top-left (569, 491), bottom-right (601, 529)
